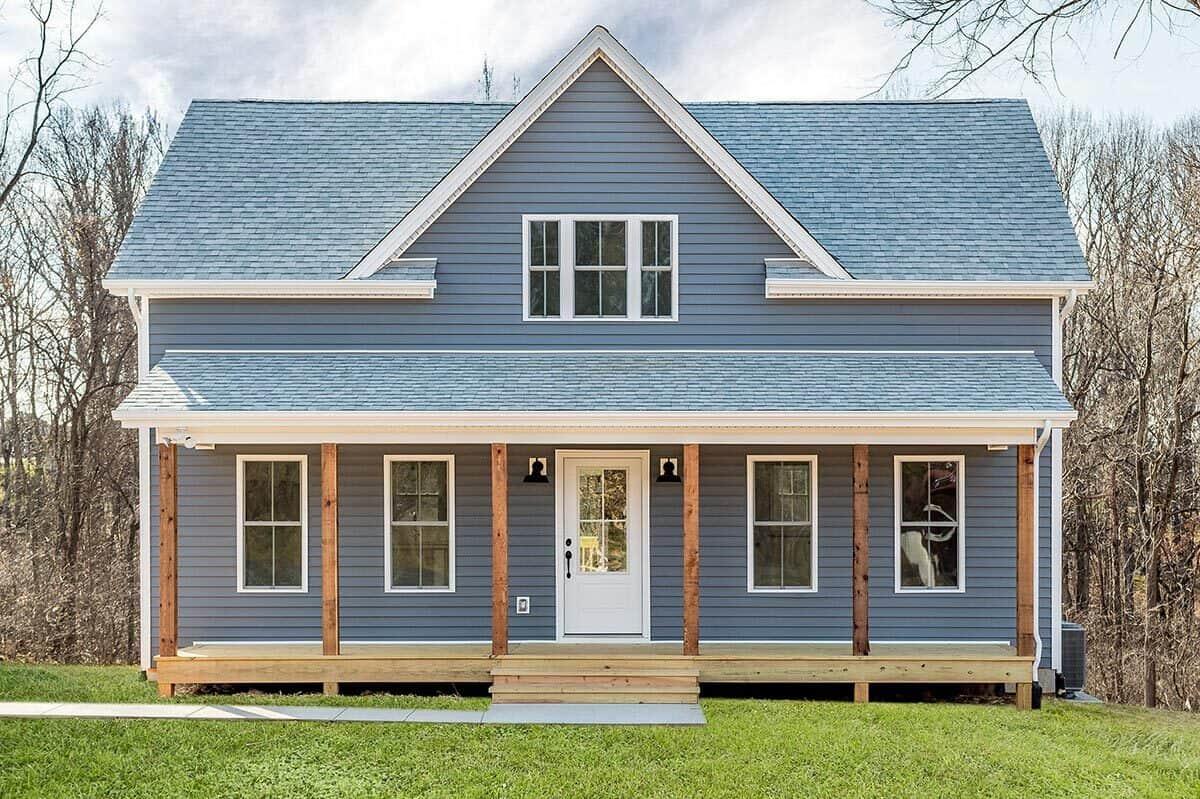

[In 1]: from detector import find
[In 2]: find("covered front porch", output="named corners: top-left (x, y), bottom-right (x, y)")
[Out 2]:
top-left (149, 440), bottom-right (1042, 707)
top-left (119, 348), bottom-right (1071, 708)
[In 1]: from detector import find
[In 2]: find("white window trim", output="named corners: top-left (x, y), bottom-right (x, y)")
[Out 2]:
top-left (383, 454), bottom-right (456, 593)
top-left (893, 454), bottom-right (967, 594)
top-left (521, 213), bottom-right (679, 323)
top-left (746, 454), bottom-right (819, 593)
top-left (236, 454), bottom-right (309, 594)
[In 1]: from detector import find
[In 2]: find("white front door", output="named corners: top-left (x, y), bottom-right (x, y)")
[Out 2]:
top-left (559, 453), bottom-right (647, 637)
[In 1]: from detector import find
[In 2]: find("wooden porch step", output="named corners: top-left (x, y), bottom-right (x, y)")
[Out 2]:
top-left (487, 686), bottom-right (696, 700)
top-left (491, 669), bottom-right (697, 682)
top-left (492, 675), bottom-right (697, 689)
top-left (490, 656), bottom-right (700, 704)
top-left (494, 657), bottom-right (692, 671)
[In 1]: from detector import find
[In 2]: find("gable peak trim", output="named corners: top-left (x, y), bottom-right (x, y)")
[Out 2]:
top-left (345, 26), bottom-right (850, 281)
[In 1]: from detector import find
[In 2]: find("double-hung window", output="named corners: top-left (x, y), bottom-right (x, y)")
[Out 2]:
top-left (237, 455), bottom-right (307, 592)
top-left (385, 455), bottom-right (454, 592)
top-left (522, 215), bottom-right (677, 321)
top-left (574, 220), bottom-right (628, 317)
top-left (747, 456), bottom-right (818, 591)
top-left (895, 456), bottom-right (965, 591)
top-left (527, 220), bottom-right (560, 318)
top-left (640, 219), bottom-right (673, 318)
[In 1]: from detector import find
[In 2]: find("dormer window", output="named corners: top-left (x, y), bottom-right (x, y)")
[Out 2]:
top-left (527, 220), bottom-right (560, 318)
top-left (640, 220), bottom-right (673, 318)
top-left (522, 214), bottom-right (678, 322)
top-left (574, 220), bottom-right (627, 317)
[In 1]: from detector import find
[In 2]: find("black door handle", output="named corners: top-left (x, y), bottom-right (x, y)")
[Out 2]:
top-left (565, 538), bottom-right (572, 579)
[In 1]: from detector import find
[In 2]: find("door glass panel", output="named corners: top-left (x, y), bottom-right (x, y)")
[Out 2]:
top-left (576, 467), bottom-right (629, 574)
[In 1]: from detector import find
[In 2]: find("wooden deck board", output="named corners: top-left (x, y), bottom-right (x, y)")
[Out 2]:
top-left (177, 641), bottom-right (1017, 659)
top-left (162, 641), bottom-right (1028, 688)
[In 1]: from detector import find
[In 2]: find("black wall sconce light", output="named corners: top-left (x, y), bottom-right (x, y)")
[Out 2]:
top-left (524, 457), bottom-right (550, 483)
top-left (657, 457), bottom-right (681, 483)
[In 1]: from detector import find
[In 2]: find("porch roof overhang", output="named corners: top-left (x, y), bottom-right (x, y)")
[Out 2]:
top-left (115, 349), bottom-right (1074, 445)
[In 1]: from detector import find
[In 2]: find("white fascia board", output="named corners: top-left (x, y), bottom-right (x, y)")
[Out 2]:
top-left (143, 424), bottom-right (1048, 447)
top-left (117, 408), bottom-right (1078, 430)
top-left (765, 278), bottom-right (1096, 300)
top-left (346, 26), bottom-right (850, 281)
top-left (103, 279), bottom-right (436, 299)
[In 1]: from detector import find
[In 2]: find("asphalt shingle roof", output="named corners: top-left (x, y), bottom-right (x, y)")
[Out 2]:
top-left (110, 97), bottom-right (1087, 283)
top-left (117, 350), bottom-right (1072, 416)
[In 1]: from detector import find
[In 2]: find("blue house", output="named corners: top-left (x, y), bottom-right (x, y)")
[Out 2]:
top-left (108, 28), bottom-right (1090, 707)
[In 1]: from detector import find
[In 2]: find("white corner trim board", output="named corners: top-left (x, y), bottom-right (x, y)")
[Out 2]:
top-left (346, 26), bottom-right (850, 281)
top-left (765, 279), bottom-right (1095, 300)
top-left (103, 278), bottom-right (436, 299)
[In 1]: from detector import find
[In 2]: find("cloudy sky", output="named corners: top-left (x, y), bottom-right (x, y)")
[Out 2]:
top-left (4, 0), bottom-right (1198, 128)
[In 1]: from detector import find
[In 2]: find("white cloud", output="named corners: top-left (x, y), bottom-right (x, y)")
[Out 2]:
top-left (0, 0), bottom-right (1189, 128)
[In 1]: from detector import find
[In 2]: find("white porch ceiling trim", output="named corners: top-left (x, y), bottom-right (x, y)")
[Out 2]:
top-left (151, 426), bottom-right (1045, 447)
top-left (130, 410), bottom-right (1072, 447)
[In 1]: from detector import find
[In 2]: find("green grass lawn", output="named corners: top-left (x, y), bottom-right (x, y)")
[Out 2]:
top-left (1, 665), bottom-right (1197, 798)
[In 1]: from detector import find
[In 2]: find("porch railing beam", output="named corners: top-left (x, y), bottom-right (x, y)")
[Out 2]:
top-left (491, 443), bottom-right (509, 657)
top-left (683, 443), bottom-right (701, 656)
top-left (1016, 443), bottom-right (1036, 709)
top-left (157, 442), bottom-right (178, 698)
top-left (321, 443), bottom-right (340, 673)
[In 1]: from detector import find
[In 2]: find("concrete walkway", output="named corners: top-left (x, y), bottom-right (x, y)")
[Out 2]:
top-left (0, 701), bottom-right (705, 726)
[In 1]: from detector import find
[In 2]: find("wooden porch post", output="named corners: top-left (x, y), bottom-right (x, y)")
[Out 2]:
top-left (852, 444), bottom-right (870, 703)
top-left (1016, 443), bottom-right (1036, 710)
top-left (682, 444), bottom-right (700, 656)
top-left (157, 442), bottom-right (178, 697)
top-left (491, 443), bottom-right (509, 657)
top-left (321, 443), bottom-right (340, 695)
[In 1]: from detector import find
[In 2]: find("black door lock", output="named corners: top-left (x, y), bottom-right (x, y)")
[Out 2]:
top-left (564, 538), bottom-right (572, 579)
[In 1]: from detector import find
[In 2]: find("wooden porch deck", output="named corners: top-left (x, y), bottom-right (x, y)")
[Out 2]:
top-left (157, 641), bottom-right (1032, 693)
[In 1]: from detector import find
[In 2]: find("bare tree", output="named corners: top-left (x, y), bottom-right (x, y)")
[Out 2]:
top-left (476, 56), bottom-right (522, 101)
top-left (477, 56), bottom-right (495, 101)
top-left (874, 1), bottom-right (1200, 96)
top-left (0, 1), bottom-right (100, 210)
top-left (1045, 108), bottom-right (1200, 709)
top-left (0, 105), bottom-right (162, 663)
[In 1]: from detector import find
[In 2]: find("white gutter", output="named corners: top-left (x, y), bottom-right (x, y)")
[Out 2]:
top-left (1035, 419), bottom-right (1053, 455)
top-left (125, 288), bottom-right (143, 326)
top-left (104, 278), bottom-right (436, 299)
top-left (765, 279), bottom-right (1095, 300)
top-left (1057, 288), bottom-right (1079, 322)
top-left (115, 408), bottom-right (1079, 429)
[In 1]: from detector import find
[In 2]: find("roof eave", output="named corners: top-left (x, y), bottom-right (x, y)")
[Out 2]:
top-left (114, 408), bottom-right (1078, 429)
top-left (103, 278), bottom-right (437, 300)
top-left (764, 278), bottom-right (1095, 300)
